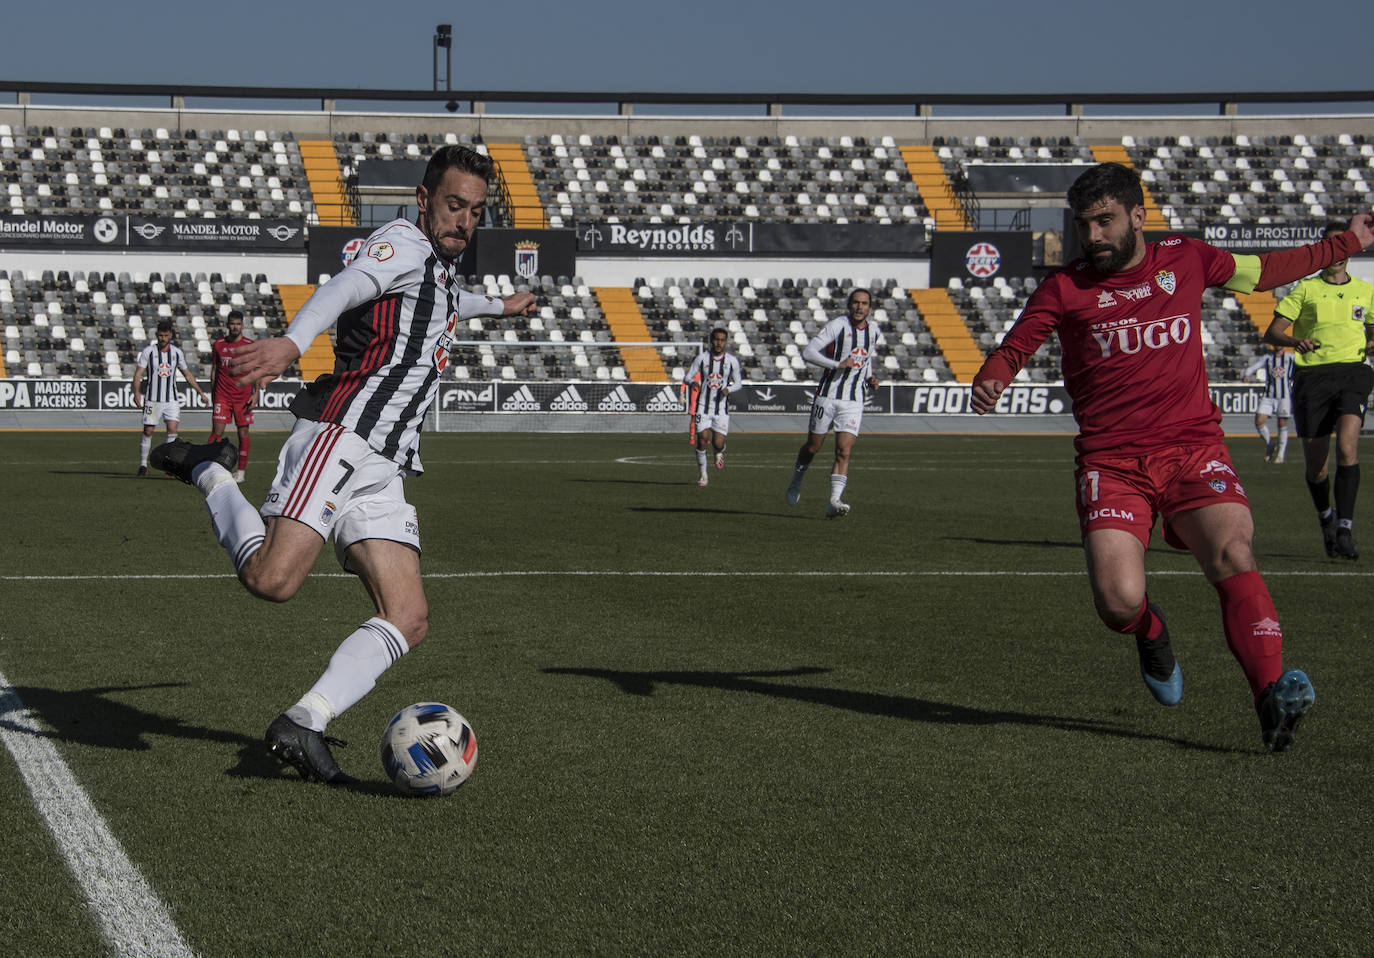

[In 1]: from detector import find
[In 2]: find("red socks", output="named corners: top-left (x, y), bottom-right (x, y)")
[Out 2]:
top-left (1214, 571), bottom-right (1284, 702)
top-left (238, 433), bottom-right (250, 471)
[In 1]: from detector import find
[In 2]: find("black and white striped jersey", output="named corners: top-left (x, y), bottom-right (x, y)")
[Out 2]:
top-left (1243, 350), bottom-right (1294, 401)
top-left (136, 343), bottom-right (189, 403)
top-left (686, 349), bottom-right (743, 416)
top-left (804, 316), bottom-right (882, 401)
top-left (285, 218), bottom-right (504, 474)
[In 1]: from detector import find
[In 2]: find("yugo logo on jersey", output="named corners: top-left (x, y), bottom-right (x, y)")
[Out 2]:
top-left (1090, 313), bottom-right (1191, 358)
top-left (965, 242), bottom-right (1001, 278)
top-left (514, 241), bottom-right (539, 280)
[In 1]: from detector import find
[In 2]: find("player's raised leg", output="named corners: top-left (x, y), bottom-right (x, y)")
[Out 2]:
top-left (1085, 527), bottom-right (1182, 705)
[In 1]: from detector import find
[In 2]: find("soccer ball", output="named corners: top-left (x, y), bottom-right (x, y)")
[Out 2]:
top-left (380, 703), bottom-right (478, 796)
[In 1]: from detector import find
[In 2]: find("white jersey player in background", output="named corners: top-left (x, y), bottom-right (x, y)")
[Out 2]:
top-left (148, 145), bottom-right (535, 785)
top-left (132, 318), bottom-right (210, 477)
top-left (1242, 344), bottom-right (1295, 463)
top-left (785, 288), bottom-right (883, 517)
top-left (686, 327), bottom-right (743, 486)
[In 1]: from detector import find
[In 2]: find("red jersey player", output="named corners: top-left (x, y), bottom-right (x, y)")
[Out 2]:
top-left (209, 309), bottom-right (259, 482)
top-left (972, 162), bottom-right (1374, 752)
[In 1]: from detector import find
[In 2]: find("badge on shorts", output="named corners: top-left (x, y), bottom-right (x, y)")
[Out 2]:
top-left (321, 500), bottom-right (337, 525)
top-left (1208, 479), bottom-right (1227, 494)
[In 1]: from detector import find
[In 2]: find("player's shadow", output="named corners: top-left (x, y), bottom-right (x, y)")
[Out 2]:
top-left (629, 505), bottom-right (790, 518)
top-left (572, 477), bottom-right (684, 487)
top-left (946, 535), bottom-right (1083, 550)
top-left (48, 469), bottom-right (162, 480)
top-left (0, 680), bottom-right (393, 792)
top-left (543, 665), bottom-right (1241, 754)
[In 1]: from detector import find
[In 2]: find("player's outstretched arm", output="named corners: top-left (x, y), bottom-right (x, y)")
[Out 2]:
top-left (501, 292), bottom-right (536, 317)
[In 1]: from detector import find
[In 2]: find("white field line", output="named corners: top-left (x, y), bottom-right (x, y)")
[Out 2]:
top-left (3, 569), bottom-right (1374, 582)
top-left (0, 668), bottom-right (196, 958)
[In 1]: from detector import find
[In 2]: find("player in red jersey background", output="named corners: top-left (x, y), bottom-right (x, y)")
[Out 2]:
top-left (972, 162), bottom-right (1374, 751)
top-left (208, 309), bottom-right (259, 482)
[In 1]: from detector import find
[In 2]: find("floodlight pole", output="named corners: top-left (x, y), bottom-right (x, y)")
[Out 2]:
top-left (433, 24), bottom-right (452, 93)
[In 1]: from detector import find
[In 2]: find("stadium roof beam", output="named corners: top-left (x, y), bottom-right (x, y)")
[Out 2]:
top-left (1, 80), bottom-right (1372, 116)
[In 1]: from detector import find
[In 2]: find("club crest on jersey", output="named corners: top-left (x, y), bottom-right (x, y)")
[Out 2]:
top-left (514, 240), bottom-right (540, 280)
top-left (368, 241), bottom-right (395, 262)
top-left (1154, 270), bottom-right (1176, 294)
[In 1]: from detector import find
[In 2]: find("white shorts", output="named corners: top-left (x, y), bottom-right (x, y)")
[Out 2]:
top-left (1258, 396), bottom-right (1292, 419)
top-left (261, 420), bottom-right (420, 568)
top-left (694, 410), bottom-right (730, 436)
top-left (142, 400), bottom-right (182, 427)
top-left (808, 397), bottom-right (863, 436)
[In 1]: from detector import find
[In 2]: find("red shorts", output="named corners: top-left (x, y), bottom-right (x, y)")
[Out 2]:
top-left (212, 397), bottom-right (254, 428)
top-left (1073, 441), bottom-right (1250, 549)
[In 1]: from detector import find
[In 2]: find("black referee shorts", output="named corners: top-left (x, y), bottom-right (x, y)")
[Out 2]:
top-left (1292, 362), bottom-right (1374, 438)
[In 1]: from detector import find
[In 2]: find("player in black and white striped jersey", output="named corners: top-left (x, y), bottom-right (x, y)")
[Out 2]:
top-left (132, 319), bottom-right (210, 477)
top-left (686, 328), bottom-right (743, 486)
top-left (1242, 344), bottom-right (1295, 464)
top-left (785, 289), bottom-right (883, 517)
top-left (149, 146), bottom-right (535, 784)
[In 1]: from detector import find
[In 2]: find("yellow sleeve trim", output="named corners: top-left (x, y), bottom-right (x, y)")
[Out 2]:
top-left (1222, 254), bottom-right (1262, 294)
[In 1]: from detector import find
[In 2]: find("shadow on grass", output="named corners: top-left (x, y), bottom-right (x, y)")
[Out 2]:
top-left (946, 535), bottom-right (1083, 550)
top-left (544, 665), bottom-right (1243, 754)
top-left (0, 681), bottom-right (398, 794)
top-left (629, 505), bottom-right (799, 517)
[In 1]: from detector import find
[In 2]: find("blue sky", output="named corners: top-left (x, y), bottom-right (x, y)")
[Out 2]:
top-left (5, 0), bottom-right (1370, 112)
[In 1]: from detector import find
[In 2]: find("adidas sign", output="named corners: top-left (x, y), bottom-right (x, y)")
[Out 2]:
top-left (501, 385), bottom-right (542, 411)
top-left (597, 386), bottom-right (637, 412)
top-left (645, 386), bottom-right (683, 412)
top-left (550, 385), bottom-right (589, 411)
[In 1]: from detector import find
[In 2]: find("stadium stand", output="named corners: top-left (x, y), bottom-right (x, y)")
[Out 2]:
top-left (0, 124), bottom-right (310, 219)
top-left (3, 105), bottom-right (1370, 386)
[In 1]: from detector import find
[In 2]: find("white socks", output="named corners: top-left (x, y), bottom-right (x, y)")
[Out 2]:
top-left (829, 474), bottom-right (848, 503)
top-left (292, 618), bottom-right (410, 731)
top-left (696, 449), bottom-right (707, 470)
top-left (139, 435), bottom-right (151, 467)
top-left (203, 475), bottom-right (265, 572)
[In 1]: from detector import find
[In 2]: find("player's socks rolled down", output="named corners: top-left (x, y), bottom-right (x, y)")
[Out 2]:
top-left (1214, 570), bottom-right (1284, 702)
top-left (1117, 597), bottom-right (1164, 642)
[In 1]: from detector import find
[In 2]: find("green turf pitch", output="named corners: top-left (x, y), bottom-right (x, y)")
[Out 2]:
top-left (1, 430), bottom-right (1370, 955)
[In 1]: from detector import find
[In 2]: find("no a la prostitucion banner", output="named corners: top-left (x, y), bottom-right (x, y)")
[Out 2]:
top-left (0, 378), bottom-right (1268, 417)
